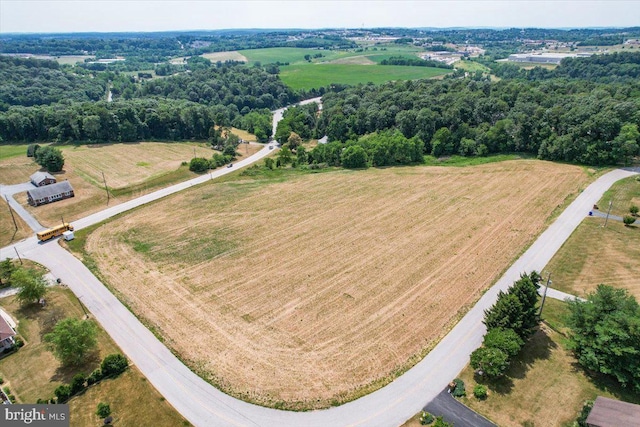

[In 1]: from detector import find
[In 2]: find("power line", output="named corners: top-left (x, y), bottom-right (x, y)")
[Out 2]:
top-left (4, 195), bottom-right (18, 232)
top-left (101, 171), bottom-right (110, 206)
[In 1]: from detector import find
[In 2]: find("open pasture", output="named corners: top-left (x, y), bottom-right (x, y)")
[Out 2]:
top-left (84, 160), bottom-right (589, 409)
top-left (13, 142), bottom-right (217, 227)
top-left (0, 144), bottom-right (34, 185)
top-left (279, 63), bottom-right (451, 90)
top-left (201, 51), bottom-right (248, 63)
top-left (240, 47), bottom-right (344, 65)
top-left (239, 45), bottom-right (425, 66)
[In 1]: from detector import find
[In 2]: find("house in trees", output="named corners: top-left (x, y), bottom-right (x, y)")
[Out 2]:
top-left (0, 313), bottom-right (17, 351)
top-left (586, 396), bottom-right (640, 427)
top-left (30, 171), bottom-right (57, 187)
top-left (27, 181), bottom-right (74, 206)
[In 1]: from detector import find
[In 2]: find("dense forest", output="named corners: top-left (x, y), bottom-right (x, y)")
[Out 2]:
top-left (2, 29), bottom-right (640, 167)
top-left (133, 61), bottom-right (296, 110)
top-left (306, 73), bottom-right (640, 166)
top-left (302, 53), bottom-right (640, 167)
top-left (0, 58), bottom-right (292, 143)
top-left (0, 56), bottom-right (107, 109)
top-left (0, 99), bottom-right (223, 142)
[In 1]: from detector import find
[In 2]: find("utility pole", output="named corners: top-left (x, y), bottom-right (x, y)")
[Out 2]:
top-left (14, 247), bottom-right (23, 265)
top-left (538, 272), bottom-right (552, 318)
top-left (101, 171), bottom-right (110, 206)
top-left (4, 196), bottom-right (17, 232)
top-left (603, 200), bottom-right (613, 227)
top-left (77, 295), bottom-right (89, 319)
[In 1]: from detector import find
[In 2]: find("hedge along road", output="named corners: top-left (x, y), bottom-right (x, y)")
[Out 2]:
top-left (1, 109), bottom-right (638, 425)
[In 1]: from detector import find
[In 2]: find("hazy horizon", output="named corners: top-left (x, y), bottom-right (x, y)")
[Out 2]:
top-left (2, 1), bottom-right (639, 34)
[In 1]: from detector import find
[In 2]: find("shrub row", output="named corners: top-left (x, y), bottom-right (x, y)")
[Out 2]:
top-left (470, 272), bottom-right (541, 379)
top-left (38, 353), bottom-right (128, 404)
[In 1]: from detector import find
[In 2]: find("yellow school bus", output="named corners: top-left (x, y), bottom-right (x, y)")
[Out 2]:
top-left (37, 223), bottom-right (74, 242)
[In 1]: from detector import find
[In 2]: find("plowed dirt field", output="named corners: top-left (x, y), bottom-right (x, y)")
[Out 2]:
top-left (85, 160), bottom-right (590, 409)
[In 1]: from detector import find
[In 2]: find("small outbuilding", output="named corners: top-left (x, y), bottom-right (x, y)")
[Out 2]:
top-left (30, 171), bottom-right (57, 187)
top-left (586, 396), bottom-right (640, 427)
top-left (27, 180), bottom-right (74, 206)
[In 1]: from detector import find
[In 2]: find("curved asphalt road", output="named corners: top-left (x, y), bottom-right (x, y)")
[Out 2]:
top-left (1, 120), bottom-right (637, 425)
top-left (0, 181), bottom-right (45, 232)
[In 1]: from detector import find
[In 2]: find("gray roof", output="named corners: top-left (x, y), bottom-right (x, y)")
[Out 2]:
top-left (0, 315), bottom-right (16, 341)
top-left (27, 181), bottom-right (74, 199)
top-left (586, 396), bottom-right (640, 427)
top-left (30, 171), bottom-right (56, 184)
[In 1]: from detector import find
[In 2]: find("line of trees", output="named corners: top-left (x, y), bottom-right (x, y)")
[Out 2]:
top-left (315, 74), bottom-right (640, 166)
top-left (47, 353), bottom-right (129, 404)
top-left (470, 272), bottom-right (541, 378)
top-left (380, 55), bottom-right (453, 69)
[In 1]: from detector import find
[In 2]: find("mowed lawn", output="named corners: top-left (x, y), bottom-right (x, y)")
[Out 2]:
top-left (84, 160), bottom-right (590, 409)
top-left (0, 286), bottom-right (187, 426)
top-left (545, 215), bottom-right (640, 300)
top-left (598, 175), bottom-right (640, 218)
top-left (279, 63), bottom-right (452, 90)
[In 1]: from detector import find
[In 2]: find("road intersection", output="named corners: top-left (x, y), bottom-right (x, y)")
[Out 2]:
top-left (1, 111), bottom-right (637, 425)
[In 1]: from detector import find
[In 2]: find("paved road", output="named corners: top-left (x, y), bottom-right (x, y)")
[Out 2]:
top-left (0, 181), bottom-right (44, 232)
top-left (539, 285), bottom-right (585, 302)
top-left (3, 167), bottom-right (635, 427)
top-left (424, 389), bottom-right (496, 427)
top-left (1, 108), bottom-right (637, 427)
top-left (72, 142), bottom-right (275, 232)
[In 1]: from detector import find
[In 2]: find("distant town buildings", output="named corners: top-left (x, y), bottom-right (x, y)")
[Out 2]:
top-left (507, 52), bottom-right (592, 65)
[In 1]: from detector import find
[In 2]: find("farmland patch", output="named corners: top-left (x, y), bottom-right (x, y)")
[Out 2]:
top-left (84, 160), bottom-right (590, 409)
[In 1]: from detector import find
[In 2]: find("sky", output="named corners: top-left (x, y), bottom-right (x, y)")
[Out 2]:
top-left (1, 1), bottom-right (639, 34)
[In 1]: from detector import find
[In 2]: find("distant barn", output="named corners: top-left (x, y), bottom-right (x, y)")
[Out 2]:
top-left (30, 171), bottom-right (57, 187)
top-left (27, 181), bottom-right (74, 206)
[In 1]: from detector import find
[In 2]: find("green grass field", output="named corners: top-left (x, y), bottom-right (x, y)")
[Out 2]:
top-left (279, 63), bottom-right (451, 90)
top-left (0, 144), bottom-right (30, 161)
top-left (240, 47), bottom-right (337, 65)
top-left (598, 175), bottom-right (640, 217)
top-left (239, 45), bottom-right (425, 66)
top-left (453, 59), bottom-right (492, 73)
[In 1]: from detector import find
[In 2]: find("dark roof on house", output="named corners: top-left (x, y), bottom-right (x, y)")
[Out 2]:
top-left (0, 315), bottom-right (16, 341)
top-left (30, 171), bottom-right (55, 184)
top-left (27, 181), bottom-right (73, 199)
top-left (586, 396), bottom-right (640, 427)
